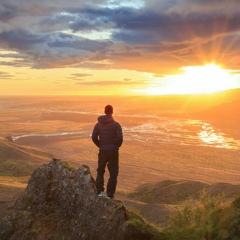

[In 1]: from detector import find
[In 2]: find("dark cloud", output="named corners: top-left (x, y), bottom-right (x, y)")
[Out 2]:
top-left (69, 14), bottom-right (114, 33)
top-left (37, 14), bottom-right (76, 33)
top-left (0, 0), bottom-right (240, 72)
top-left (47, 33), bottom-right (112, 52)
top-left (0, 30), bottom-right (46, 50)
top-left (66, 6), bottom-right (240, 44)
top-left (0, 52), bottom-right (27, 58)
top-left (111, 11), bottom-right (240, 44)
top-left (0, 60), bottom-right (31, 67)
top-left (0, 30), bottom-right (112, 68)
top-left (0, 2), bottom-right (17, 21)
top-left (0, 52), bottom-right (31, 67)
top-left (144, 0), bottom-right (240, 15)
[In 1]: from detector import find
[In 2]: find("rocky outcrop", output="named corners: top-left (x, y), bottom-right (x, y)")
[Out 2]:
top-left (0, 159), bottom-right (163, 240)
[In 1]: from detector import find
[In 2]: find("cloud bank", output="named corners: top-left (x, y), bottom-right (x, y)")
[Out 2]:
top-left (0, 0), bottom-right (240, 73)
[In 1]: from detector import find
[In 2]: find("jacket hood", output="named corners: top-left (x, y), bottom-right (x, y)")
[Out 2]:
top-left (98, 115), bottom-right (114, 124)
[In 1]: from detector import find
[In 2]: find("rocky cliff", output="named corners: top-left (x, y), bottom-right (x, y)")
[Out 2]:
top-left (0, 158), bottom-right (163, 240)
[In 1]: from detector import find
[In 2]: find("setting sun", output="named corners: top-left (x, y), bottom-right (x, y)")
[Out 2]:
top-left (139, 64), bottom-right (238, 95)
top-left (178, 64), bottom-right (236, 94)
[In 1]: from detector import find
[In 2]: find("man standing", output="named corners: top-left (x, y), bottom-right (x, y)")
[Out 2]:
top-left (92, 105), bottom-right (123, 199)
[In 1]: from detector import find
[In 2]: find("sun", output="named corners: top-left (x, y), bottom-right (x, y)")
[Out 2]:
top-left (175, 64), bottom-right (235, 94)
top-left (138, 64), bottom-right (238, 95)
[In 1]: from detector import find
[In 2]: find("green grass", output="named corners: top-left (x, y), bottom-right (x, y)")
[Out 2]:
top-left (0, 139), bottom-right (50, 176)
top-left (125, 210), bottom-right (167, 240)
top-left (163, 190), bottom-right (240, 240)
top-left (53, 158), bottom-right (76, 171)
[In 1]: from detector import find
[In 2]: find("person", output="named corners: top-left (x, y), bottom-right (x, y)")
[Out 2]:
top-left (91, 105), bottom-right (123, 199)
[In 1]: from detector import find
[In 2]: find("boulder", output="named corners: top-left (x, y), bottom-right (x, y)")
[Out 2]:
top-left (0, 158), bottom-right (163, 240)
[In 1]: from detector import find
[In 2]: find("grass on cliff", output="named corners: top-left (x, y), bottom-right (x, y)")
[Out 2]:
top-left (125, 210), bottom-right (167, 240)
top-left (162, 190), bottom-right (240, 240)
top-left (0, 138), bottom-right (51, 177)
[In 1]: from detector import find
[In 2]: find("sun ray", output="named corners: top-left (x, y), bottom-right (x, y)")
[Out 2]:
top-left (176, 64), bottom-right (237, 94)
top-left (137, 64), bottom-right (238, 95)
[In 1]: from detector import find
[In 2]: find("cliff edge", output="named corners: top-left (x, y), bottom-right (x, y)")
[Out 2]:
top-left (0, 158), bottom-right (163, 240)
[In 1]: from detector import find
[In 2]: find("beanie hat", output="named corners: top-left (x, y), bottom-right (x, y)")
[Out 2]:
top-left (104, 105), bottom-right (113, 114)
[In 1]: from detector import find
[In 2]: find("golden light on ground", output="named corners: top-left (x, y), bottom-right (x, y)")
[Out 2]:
top-left (137, 64), bottom-right (239, 95)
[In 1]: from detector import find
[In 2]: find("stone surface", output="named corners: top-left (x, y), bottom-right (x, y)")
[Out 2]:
top-left (0, 158), bottom-right (162, 240)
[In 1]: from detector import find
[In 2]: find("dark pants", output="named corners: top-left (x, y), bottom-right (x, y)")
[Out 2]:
top-left (96, 150), bottom-right (119, 198)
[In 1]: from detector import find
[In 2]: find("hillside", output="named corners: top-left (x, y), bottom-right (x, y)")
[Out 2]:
top-left (1, 138), bottom-right (240, 239)
top-left (1, 159), bottom-right (240, 240)
top-left (0, 159), bottom-right (163, 240)
top-left (119, 180), bottom-right (240, 227)
top-left (128, 180), bottom-right (240, 204)
top-left (0, 137), bottom-right (53, 177)
top-left (0, 137), bottom-right (53, 219)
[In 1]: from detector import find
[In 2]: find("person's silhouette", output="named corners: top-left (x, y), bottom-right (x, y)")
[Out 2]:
top-left (92, 105), bottom-right (123, 199)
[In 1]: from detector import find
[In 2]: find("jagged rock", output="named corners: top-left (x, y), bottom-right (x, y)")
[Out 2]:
top-left (0, 159), bottom-right (163, 240)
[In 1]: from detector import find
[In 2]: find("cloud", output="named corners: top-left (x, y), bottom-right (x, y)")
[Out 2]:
top-left (75, 80), bottom-right (121, 86)
top-left (75, 77), bottom-right (147, 86)
top-left (0, 2), bottom-right (17, 21)
top-left (67, 73), bottom-right (94, 81)
top-left (0, 30), bottom-right (46, 50)
top-left (0, 61), bottom-right (31, 67)
top-left (111, 9), bottom-right (240, 44)
top-left (0, 52), bottom-right (27, 58)
top-left (0, 0), bottom-right (240, 73)
top-left (0, 71), bottom-right (13, 80)
top-left (71, 73), bottom-right (94, 78)
top-left (144, 0), bottom-right (240, 15)
top-left (0, 30), bottom-right (112, 68)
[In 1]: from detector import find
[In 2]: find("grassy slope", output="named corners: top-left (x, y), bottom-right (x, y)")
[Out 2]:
top-left (117, 180), bottom-right (240, 228)
top-left (0, 137), bottom-right (53, 177)
top-left (128, 180), bottom-right (240, 204)
top-left (0, 137), bottom-right (53, 218)
top-left (1, 135), bottom-right (240, 234)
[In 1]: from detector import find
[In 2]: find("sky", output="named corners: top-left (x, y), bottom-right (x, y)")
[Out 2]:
top-left (0, 0), bottom-right (240, 95)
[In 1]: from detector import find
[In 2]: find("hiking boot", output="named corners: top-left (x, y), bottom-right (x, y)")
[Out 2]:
top-left (98, 191), bottom-right (104, 197)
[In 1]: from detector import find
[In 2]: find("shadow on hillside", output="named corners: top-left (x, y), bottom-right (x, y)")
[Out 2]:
top-left (117, 180), bottom-right (240, 228)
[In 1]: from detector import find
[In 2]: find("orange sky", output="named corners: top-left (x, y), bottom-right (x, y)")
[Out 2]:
top-left (0, 1), bottom-right (240, 95)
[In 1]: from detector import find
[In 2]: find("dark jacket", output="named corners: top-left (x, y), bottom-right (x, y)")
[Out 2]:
top-left (92, 115), bottom-right (123, 151)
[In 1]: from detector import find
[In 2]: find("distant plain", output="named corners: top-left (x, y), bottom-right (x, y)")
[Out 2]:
top-left (0, 91), bottom-right (240, 226)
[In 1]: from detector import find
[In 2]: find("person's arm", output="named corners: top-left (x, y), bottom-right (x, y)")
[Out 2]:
top-left (115, 123), bottom-right (123, 147)
top-left (92, 124), bottom-right (100, 147)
